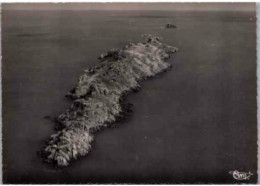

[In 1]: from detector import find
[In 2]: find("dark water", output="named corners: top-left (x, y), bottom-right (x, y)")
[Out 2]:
top-left (2, 10), bottom-right (257, 183)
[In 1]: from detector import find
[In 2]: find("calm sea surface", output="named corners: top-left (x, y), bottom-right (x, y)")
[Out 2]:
top-left (2, 10), bottom-right (257, 183)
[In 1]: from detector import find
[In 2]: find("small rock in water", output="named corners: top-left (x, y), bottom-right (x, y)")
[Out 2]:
top-left (165, 23), bottom-right (177, 29)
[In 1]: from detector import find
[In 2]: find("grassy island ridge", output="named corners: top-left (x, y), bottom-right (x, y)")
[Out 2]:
top-left (42, 35), bottom-right (178, 166)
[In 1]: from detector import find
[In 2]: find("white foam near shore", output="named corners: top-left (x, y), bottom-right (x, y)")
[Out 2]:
top-left (42, 35), bottom-right (178, 166)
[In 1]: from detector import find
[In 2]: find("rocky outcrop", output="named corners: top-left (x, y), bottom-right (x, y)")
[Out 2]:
top-left (41, 34), bottom-right (178, 166)
top-left (165, 23), bottom-right (177, 29)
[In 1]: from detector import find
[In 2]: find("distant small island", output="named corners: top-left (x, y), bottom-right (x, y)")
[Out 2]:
top-left (41, 34), bottom-right (178, 166)
top-left (165, 23), bottom-right (178, 29)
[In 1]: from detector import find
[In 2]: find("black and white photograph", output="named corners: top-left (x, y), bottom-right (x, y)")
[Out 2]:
top-left (1, 2), bottom-right (257, 184)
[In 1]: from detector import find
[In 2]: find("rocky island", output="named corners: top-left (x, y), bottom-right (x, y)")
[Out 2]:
top-left (165, 23), bottom-right (177, 29)
top-left (42, 35), bottom-right (178, 166)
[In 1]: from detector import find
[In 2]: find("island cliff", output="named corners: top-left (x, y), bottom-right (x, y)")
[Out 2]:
top-left (42, 35), bottom-right (178, 166)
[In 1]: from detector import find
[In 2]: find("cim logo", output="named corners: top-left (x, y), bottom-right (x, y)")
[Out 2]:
top-left (229, 170), bottom-right (253, 181)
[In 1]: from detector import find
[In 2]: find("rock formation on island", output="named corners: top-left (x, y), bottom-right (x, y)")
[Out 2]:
top-left (41, 34), bottom-right (178, 166)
